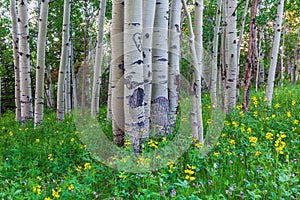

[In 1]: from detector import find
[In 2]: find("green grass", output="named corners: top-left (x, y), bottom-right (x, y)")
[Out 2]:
top-left (0, 86), bottom-right (299, 199)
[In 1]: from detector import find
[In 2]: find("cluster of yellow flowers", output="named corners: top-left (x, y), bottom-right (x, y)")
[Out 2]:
top-left (265, 132), bottom-right (274, 141)
top-left (124, 139), bottom-right (131, 150)
top-left (76, 162), bottom-right (91, 172)
top-left (184, 164), bottom-right (196, 181)
top-left (251, 96), bottom-right (258, 107)
top-left (249, 136), bottom-right (258, 146)
top-left (148, 139), bottom-right (158, 149)
top-left (33, 185), bottom-right (42, 195)
top-left (167, 160), bottom-right (176, 173)
top-left (68, 184), bottom-right (74, 191)
top-left (52, 188), bottom-right (61, 199)
top-left (48, 154), bottom-right (54, 161)
top-left (275, 132), bottom-right (286, 154)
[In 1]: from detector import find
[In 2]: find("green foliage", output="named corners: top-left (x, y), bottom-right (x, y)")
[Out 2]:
top-left (0, 86), bottom-right (299, 199)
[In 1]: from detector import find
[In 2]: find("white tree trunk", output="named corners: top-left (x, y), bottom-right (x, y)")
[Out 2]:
top-left (124, 0), bottom-right (145, 152)
top-left (280, 18), bottom-right (286, 87)
top-left (10, 0), bottom-right (21, 121)
top-left (107, 67), bottom-right (112, 119)
top-left (266, 0), bottom-right (285, 105)
top-left (210, 0), bottom-right (222, 108)
top-left (18, 0), bottom-right (33, 123)
top-left (168, 0), bottom-right (182, 125)
top-left (194, 0), bottom-right (204, 142)
top-left (182, 0), bottom-right (203, 141)
top-left (34, 0), bottom-right (49, 126)
top-left (143, 0), bottom-right (156, 136)
top-left (151, 0), bottom-right (170, 133)
top-left (57, 0), bottom-right (70, 121)
top-left (91, 0), bottom-right (107, 116)
top-left (65, 43), bottom-right (71, 115)
top-left (111, 0), bottom-right (125, 145)
top-left (224, 0), bottom-right (237, 113)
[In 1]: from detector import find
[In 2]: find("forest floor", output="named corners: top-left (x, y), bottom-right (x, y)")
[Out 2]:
top-left (0, 85), bottom-right (299, 199)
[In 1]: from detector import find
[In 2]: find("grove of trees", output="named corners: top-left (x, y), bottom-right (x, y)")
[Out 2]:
top-left (0, 0), bottom-right (299, 149)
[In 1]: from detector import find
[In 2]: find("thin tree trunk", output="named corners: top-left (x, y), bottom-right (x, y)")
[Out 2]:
top-left (18, 0), bottom-right (33, 123)
top-left (279, 17), bottom-right (286, 87)
top-left (182, 0), bottom-right (203, 141)
top-left (168, 0), bottom-right (182, 126)
top-left (70, 41), bottom-right (77, 109)
top-left (224, 0), bottom-right (238, 113)
top-left (81, 16), bottom-right (88, 116)
top-left (107, 67), bottom-right (112, 119)
top-left (258, 26), bottom-right (265, 88)
top-left (151, 0), bottom-right (170, 133)
top-left (143, 0), bottom-right (156, 135)
top-left (242, 0), bottom-right (258, 112)
top-left (65, 44), bottom-right (71, 115)
top-left (34, 0), bottom-right (49, 126)
top-left (111, 0), bottom-right (125, 146)
top-left (91, 0), bottom-right (107, 116)
top-left (266, 0), bottom-right (284, 105)
top-left (45, 65), bottom-right (54, 108)
top-left (194, 0), bottom-right (204, 142)
top-left (210, 0), bottom-right (222, 108)
top-left (57, 0), bottom-right (71, 121)
top-left (10, 0), bottom-right (21, 121)
top-left (236, 0), bottom-right (250, 103)
top-left (292, 27), bottom-right (300, 84)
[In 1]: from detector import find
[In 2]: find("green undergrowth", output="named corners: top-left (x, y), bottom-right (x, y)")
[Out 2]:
top-left (0, 85), bottom-right (299, 199)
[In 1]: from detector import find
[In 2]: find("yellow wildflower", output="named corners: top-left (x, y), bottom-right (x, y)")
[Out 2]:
top-left (265, 132), bottom-right (273, 140)
top-left (287, 112), bottom-right (291, 117)
top-left (274, 103), bottom-right (280, 109)
top-left (8, 131), bottom-right (13, 136)
top-left (76, 166), bottom-right (82, 172)
top-left (48, 154), bottom-right (54, 161)
top-left (249, 136), bottom-right (258, 146)
top-left (36, 139), bottom-right (40, 143)
top-left (52, 188), bottom-right (61, 199)
top-left (292, 100), bottom-right (296, 106)
top-left (213, 152), bottom-right (220, 157)
top-left (255, 151), bottom-right (261, 157)
top-left (229, 139), bottom-right (235, 145)
top-left (44, 197), bottom-right (51, 200)
top-left (272, 114), bottom-right (276, 118)
top-left (68, 184), bottom-right (74, 191)
top-left (294, 119), bottom-right (299, 125)
top-left (84, 162), bottom-right (91, 170)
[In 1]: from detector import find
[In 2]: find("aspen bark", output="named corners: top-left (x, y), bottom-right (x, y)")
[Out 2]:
top-left (91, 0), bottom-right (106, 116)
top-left (111, 0), bottom-right (125, 145)
top-left (258, 26), bottom-right (265, 88)
top-left (65, 44), bottom-right (71, 115)
top-left (182, 0), bottom-right (203, 142)
top-left (143, 0), bottom-right (156, 135)
top-left (279, 18), bottom-right (286, 87)
top-left (151, 0), bottom-right (170, 133)
top-left (224, 0), bottom-right (238, 113)
top-left (168, 0), bottom-right (182, 125)
top-left (194, 0), bottom-right (204, 142)
top-left (242, 0), bottom-right (258, 112)
top-left (266, 0), bottom-right (284, 105)
top-left (210, 0), bottom-right (223, 108)
top-left (57, 0), bottom-right (71, 121)
top-left (10, 0), bottom-right (21, 121)
top-left (124, 0), bottom-right (145, 152)
top-left (34, 0), bottom-right (49, 126)
top-left (18, 0), bottom-right (33, 123)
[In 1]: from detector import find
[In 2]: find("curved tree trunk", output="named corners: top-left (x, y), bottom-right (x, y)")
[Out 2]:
top-left (10, 0), bottom-right (21, 121)
top-left (143, 0), bottom-right (156, 135)
top-left (18, 0), bottom-right (33, 123)
top-left (151, 0), bottom-right (170, 134)
top-left (34, 0), bottom-right (49, 126)
top-left (57, 0), bottom-right (71, 121)
top-left (210, 0), bottom-right (222, 108)
top-left (168, 0), bottom-right (182, 126)
top-left (266, 0), bottom-right (285, 105)
top-left (111, 0), bottom-right (125, 146)
top-left (91, 0), bottom-right (107, 116)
